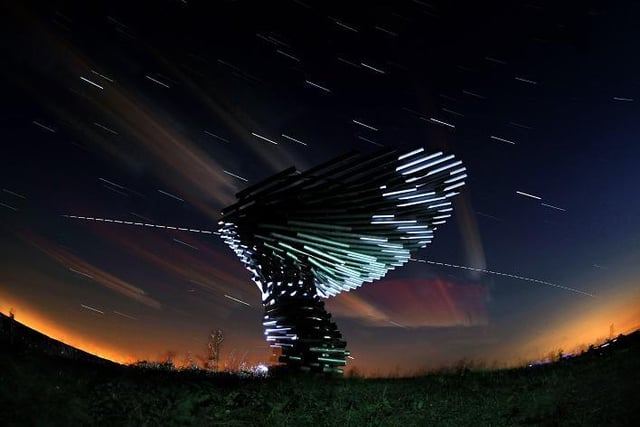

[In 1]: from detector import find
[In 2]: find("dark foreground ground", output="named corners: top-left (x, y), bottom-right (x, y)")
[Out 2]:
top-left (1, 315), bottom-right (639, 426)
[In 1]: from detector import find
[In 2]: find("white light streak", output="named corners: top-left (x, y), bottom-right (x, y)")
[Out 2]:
top-left (428, 117), bottom-right (455, 128)
top-left (402, 106), bottom-right (426, 118)
top-left (444, 173), bottom-right (467, 184)
top-left (63, 215), bottom-right (215, 235)
top-left (158, 189), bottom-right (184, 202)
top-left (490, 135), bottom-right (516, 145)
top-left (204, 131), bottom-right (230, 143)
top-left (360, 62), bottom-right (385, 74)
top-left (93, 122), bottom-right (119, 135)
top-left (484, 56), bottom-right (507, 65)
top-left (352, 119), bottom-right (378, 131)
top-left (374, 26), bottom-right (398, 37)
top-left (442, 107), bottom-right (464, 117)
top-left (80, 76), bottom-right (103, 89)
top-left (541, 202), bottom-right (566, 212)
top-left (0, 202), bottom-right (18, 211)
top-left (514, 76), bottom-right (538, 85)
top-left (90, 69), bottom-right (114, 82)
top-left (360, 237), bottom-right (387, 242)
top-left (428, 202), bottom-right (451, 209)
top-left (223, 170), bottom-right (249, 182)
top-left (145, 75), bottom-right (170, 88)
top-left (69, 268), bottom-right (93, 279)
top-left (103, 185), bottom-right (128, 197)
top-left (613, 97), bottom-right (634, 102)
top-left (516, 190), bottom-right (542, 200)
top-left (276, 50), bottom-right (300, 61)
top-left (396, 152), bottom-right (443, 172)
top-left (80, 304), bottom-right (104, 314)
top-left (404, 155), bottom-right (455, 175)
top-left (281, 134), bottom-right (308, 146)
top-left (509, 121), bottom-right (533, 130)
top-left (173, 238), bottom-right (199, 250)
top-left (427, 160), bottom-right (462, 176)
top-left (225, 294), bottom-right (251, 306)
top-left (32, 121), bottom-right (56, 133)
top-left (114, 311), bottom-right (137, 320)
top-left (337, 57), bottom-right (360, 68)
top-left (433, 214), bottom-right (452, 220)
top-left (251, 132), bottom-right (279, 145)
top-left (2, 189), bottom-right (26, 199)
top-left (382, 188), bottom-right (416, 197)
top-left (462, 90), bottom-right (486, 99)
top-left (305, 80), bottom-right (331, 92)
top-left (476, 211), bottom-right (502, 221)
top-left (334, 20), bottom-right (358, 32)
top-left (357, 136), bottom-right (383, 146)
top-left (130, 212), bottom-right (153, 222)
top-left (398, 148), bottom-right (424, 160)
top-left (371, 220), bottom-right (416, 225)
top-left (410, 258), bottom-right (595, 297)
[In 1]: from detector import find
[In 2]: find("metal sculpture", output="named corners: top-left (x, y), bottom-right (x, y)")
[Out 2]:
top-left (219, 147), bottom-right (466, 374)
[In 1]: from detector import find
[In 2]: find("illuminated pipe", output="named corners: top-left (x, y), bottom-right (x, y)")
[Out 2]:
top-left (382, 188), bottom-right (417, 197)
top-left (444, 181), bottom-right (465, 191)
top-left (396, 151), bottom-right (442, 172)
top-left (402, 154), bottom-right (454, 175)
top-left (398, 191), bottom-right (436, 200)
top-left (398, 147), bottom-right (424, 160)
top-left (444, 173), bottom-right (467, 184)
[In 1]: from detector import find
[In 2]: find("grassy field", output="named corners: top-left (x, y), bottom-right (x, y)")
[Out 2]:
top-left (1, 323), bottom-right (638, 426)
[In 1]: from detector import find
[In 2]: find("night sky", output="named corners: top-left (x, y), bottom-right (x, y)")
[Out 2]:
top-left (2, 0), bottom-right (640, 375)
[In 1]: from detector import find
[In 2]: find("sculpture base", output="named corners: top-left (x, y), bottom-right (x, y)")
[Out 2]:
top-left (262, 285), bottom-right (349, 374)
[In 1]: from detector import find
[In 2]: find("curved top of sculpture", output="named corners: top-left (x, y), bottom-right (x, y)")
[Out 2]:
top-left (219, 147), bottom-right (466, 298)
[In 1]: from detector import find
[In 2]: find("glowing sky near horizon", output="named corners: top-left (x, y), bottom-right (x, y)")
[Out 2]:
top-left (1, 0), bottom-right (640, 375)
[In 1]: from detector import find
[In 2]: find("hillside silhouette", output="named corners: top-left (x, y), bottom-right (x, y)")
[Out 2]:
top-left (1, 312), bottom-right (639, 426)
top-left (1, 312), bottom-right (117, 366)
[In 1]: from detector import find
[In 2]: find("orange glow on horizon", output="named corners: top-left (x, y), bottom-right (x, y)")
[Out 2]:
top-left (3, 275), bottom-right (639, 375)
top-left (0, 294), bottom-right (139, 365)
top-left (498, 282), bottom-right (640, 365)
top-left (0, 293), bottom-right (270, 370)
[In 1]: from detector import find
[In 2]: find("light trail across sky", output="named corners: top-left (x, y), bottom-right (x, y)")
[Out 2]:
top-left (62, 215), bottom-right (218, 235)
top-left (62, 215), bottom-right (594, 298)
top-left (410, 258), bottom-right (595, 297)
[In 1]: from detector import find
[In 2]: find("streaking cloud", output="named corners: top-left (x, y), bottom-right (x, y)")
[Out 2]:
top-left (24, 232), bottom-right (162, 309)
top-left (328, 278), bottom-right (488, 327)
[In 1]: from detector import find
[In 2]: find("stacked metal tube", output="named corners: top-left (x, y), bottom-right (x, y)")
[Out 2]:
top-left (219, 147), bottom-right (466, 373)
